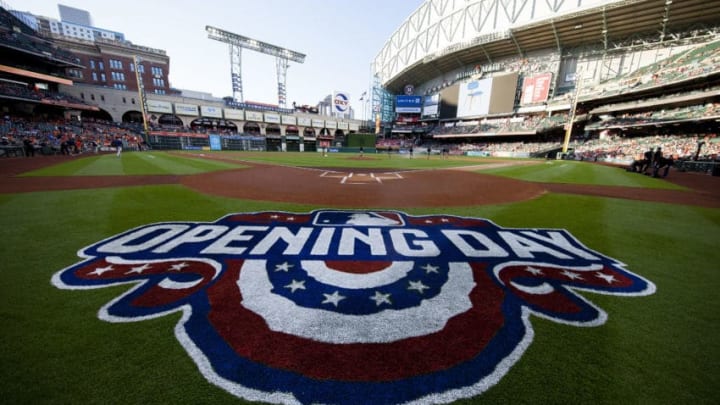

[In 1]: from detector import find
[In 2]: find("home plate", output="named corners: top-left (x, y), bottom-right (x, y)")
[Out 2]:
top-left (320, 171), bottom-right (404, 184)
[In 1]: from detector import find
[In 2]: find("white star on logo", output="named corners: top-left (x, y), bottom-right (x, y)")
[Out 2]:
top-left (284, 279), bottom-right (306, 293)
top-left (275, 262), bottom-right (294, 272)
top-left (525, 266), bottom-right (544, 276)
top-left (169, 262), bottom-right (189, 271)
top-left (89, 265), bottom-right (114, 276)
top-left (421, 264), bottom-right (440, 274)
top-left (321, 291), bottom-right (346, 307)
top-left (561, 270), bottom-right (583, 280)
top-left (126, 263), bottom-right (152, 275)
top-left (408, 280), bottom-right (430, 294)
top-left (596, 272), bottom-right (617, 284)
top-left (369, 291), bottom-right (392, 306)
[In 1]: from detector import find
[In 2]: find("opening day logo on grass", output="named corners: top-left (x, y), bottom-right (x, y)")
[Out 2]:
top-left (52, 210), bottom-right (655, 404)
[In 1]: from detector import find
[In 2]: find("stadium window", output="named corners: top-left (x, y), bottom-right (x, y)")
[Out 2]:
top-left (99, 61), bottom-right (104, 70)
top-left (101, 73), bottom-right (106, 82)
top-left (80, 93), bottom-right (84, 100)
top-left (89, 60), bottom-right (95, 70)
top-left (91, 94), bottom-right (95, 100)
top-left (101, 95), bottom-right (105, 102)
top-left (92, 72), bottom-right (97, 81)
top-left (131, 98), bottom-right (135, 104)
top-left (122, 97), bottom-right (126, 103)
top-left (130, 63), bottom-right (134, 72)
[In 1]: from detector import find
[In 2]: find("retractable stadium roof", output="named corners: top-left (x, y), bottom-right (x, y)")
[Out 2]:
top-left (380, 0), bottom-right (720, 94)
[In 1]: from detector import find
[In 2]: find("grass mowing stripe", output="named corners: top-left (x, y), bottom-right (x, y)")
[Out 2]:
top-left (479, 160), bottom-right (685, 189)
top-left (21, 151), bottom-right (246, 177)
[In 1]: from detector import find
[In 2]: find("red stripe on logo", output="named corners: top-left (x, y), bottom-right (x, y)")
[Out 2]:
top-left (208, 260), bottom-right (505, 381)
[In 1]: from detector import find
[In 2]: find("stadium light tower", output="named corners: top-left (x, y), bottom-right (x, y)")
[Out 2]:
top-left (206, 25), bottom-right (306, 108)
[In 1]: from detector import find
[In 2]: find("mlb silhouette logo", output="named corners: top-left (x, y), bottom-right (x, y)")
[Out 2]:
top-left (314, 211), bottom-right (404, 226)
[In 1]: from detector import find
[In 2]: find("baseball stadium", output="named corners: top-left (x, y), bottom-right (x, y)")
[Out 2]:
top-left (1, 1), bottom-right (719, 404)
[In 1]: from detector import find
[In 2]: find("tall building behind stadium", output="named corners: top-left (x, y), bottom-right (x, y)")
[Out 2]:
top-left (372, 0), bottom-right (720, 157)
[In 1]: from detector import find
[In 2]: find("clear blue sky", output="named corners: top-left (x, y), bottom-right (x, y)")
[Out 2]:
top-left (10, 0), bottom-right (423, 112)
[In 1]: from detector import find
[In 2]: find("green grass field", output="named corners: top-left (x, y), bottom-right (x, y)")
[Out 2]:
top-left (1, 151), bottom-right (718, 404)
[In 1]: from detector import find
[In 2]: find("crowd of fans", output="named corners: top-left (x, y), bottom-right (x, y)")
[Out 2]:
top-left (0, 8), bottom-right (79, 65)
top-left (586, 101), bottom-right (720, 130)
top-left (0, 82), bottom-right (94, 108)
top-left (377, 132), bottom-right (719, 166)
top-left (570, 133), bottom-right (719, 163)
top-left (428, 113), bottom-right (569, 137)
top-left (582, 38), bottom-right (720, 99)
top-left (0, 115), bottom-right (145, 156)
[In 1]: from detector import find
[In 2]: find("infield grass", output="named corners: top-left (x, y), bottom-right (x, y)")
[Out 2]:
top-left (1, 152), bottom-right (718, 404)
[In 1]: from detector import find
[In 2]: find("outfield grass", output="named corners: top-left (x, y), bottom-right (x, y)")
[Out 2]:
top-left (177, 150), bottom-right (490, 170)
top-left (1, 152), bottom-right (718, 404)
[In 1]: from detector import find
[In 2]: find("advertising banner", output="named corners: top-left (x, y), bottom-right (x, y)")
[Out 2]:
top-left (422, 94), bottom-right (440, 117)
top-left (224, 109), bottom-right (244, 121)
top-left (521, 72), bottom-right (553, 104)
top-left (349, 122), bottom-right (359, 131)
top-left (297, 117), bottom-right (312, 127)
top-left (332, 91), bottom-right (351, 115)
top-left (312, 119), bottom-right (325, 128)
top-left (281, 115), bottom-right (297, 125)
top-left (325, 120), bottom-right (337, 129)
top-left (264, 113), bottom-right (281, 124)
top-left (201, 105), bottom-right (222, 118)
top-left (147, 99), bottom-right (172, 114)
top-left (395, 95), bottom-right (422, 113)
top-left (209, 134), bottom-right (222, 151)
top-left (245, 111), bottom-right (263, 122)
top-left (337, 122), bottom-right (349, 130)
top-left (175, 103), bottom-right (199, 116)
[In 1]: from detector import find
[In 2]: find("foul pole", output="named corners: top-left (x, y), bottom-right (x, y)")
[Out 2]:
top-left (133, 55), bottom-right (150, 140)
top-left (562, 71), bottom-right (584, 154)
